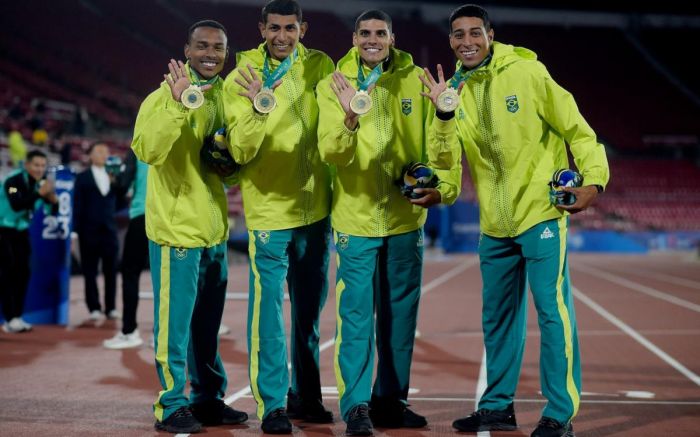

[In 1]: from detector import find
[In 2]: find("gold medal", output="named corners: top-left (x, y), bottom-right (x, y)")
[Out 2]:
top-left (181, 85), bottom-right (204, 109)
top-left (350, 90), bottom-right (372, 115)
top-left (436, 87), bottom-right (459, 113)
top-left (253, 88), bottom-right (277, 114)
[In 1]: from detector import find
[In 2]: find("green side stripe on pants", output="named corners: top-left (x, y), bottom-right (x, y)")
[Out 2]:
top-left (556, 218), bottom-right (580, 417)
top-left (154, 245), bottom-right (173, 421)
top-left (333, 242), bottom-right (347, 402)
top-left (248, 230), bottom-right (265, 420)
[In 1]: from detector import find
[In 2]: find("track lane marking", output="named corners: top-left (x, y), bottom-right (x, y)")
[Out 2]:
top-left (175, 257), bottom-right (478, 436)
top-left (574, 286), bottom-right (700, 387)
top-left (574, 263), bottom-right (700, 313)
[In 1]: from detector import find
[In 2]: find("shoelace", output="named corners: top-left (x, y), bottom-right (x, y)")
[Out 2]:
top-left (268, 408), bottom-right (286, 418)
top-left (349, 405), bottom-right (369, 420)
top-left (538, 417), bottom-right (564, 429)
top-left (474, 408), bottom-right (494, 417)
top-left (171, 407), bottom-right (193, 418)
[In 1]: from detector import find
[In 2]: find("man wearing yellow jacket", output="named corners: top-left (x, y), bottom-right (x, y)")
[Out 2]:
top-left (132, 20), bottom-right (247, 434)
top-left (317, 10), bottom-right (462, 435)
top-left (446, 6), bottom-right (609, 437)
top-left (222, 0), bottom-right (334, 433)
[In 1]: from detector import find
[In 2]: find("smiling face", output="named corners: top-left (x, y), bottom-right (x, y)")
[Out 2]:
top-left (449, 16), bottom-right (494, 69)
top-left (353, 18), bottom-right (394, 69)
top-left (185, 26), bottom-right (228, 79)
top-left (24, 155), bottom-right (47, 181)
top-left (259, 14), bottom-right (307, 61)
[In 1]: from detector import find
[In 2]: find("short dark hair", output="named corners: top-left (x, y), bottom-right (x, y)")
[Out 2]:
top-left (449, 4), bottom-right (491, 33)
top-left (355, 10), bottom-right (393, 33)
top-left (86, 141), bottom-right (108, 155)
top-left (262, 0), bottom-right (302, 24)
top-left (187, 20), bottom-right (228, 44)
top-left (26, 150), bottom-right (47, 162)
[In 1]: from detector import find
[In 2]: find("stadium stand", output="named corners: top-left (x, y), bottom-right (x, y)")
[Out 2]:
top-left (1, 1), bottom-right (698, 233)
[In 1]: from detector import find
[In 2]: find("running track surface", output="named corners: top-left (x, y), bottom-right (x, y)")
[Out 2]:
top-left (1, 252), bottom-right (699, 436)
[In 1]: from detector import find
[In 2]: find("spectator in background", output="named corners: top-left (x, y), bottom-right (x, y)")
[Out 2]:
top-left (73, 142), bottom-right (127, 322)
top-left (50, 133), bottom-right (73, 166)
top-left (8, 96), bottom-right (24, 121)
top-left (0, 150), bottom-right (57, 333)
top-left (72, 105), bottom-right (88, 136)
top-left (103, 150), bottom-right (147, 349)
top-left (8, 122), bottom-right (27, 166)
top-left (31, 127), bottom-right (49, 147)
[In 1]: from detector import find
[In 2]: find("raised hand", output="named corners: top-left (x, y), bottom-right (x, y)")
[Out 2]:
top-left (329, 72), bottom-right (358, 115)
top-left (164, 59), bottom-right (192, 102)
top-left (419, 64), bottom-right (463, 111)
top-left (235, 64), bottom-right (281, 105)
top-left (329, 71), bottom-right (375, 130)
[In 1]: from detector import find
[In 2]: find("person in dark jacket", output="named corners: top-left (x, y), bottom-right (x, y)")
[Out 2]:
top-left (0, 150), bottom-right (57, 332)
top-left (73, 142), bottom-right (127, 321)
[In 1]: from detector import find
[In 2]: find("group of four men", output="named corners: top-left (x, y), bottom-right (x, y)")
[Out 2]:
top-left (131, 1), bottom-right (609, 436)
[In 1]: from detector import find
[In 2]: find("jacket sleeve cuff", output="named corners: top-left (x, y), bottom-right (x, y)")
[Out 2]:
top-left (164, 98), bottom-right (189, 116)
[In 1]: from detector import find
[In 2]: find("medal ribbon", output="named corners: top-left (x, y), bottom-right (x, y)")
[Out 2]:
top-left (262, 49), bottom-right (297, 89)
top-left (448, 54), bottom-right (492, 88)
top-left (356, 60), bottom-right (383, 91)
top-left (187, 63), bottom-right (218, 87)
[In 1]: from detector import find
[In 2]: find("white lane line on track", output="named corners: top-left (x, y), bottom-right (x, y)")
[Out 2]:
top-left (431, 329), bottom-right (700, 338)
top-left (421, 256), bottom-right (480, 296)
top-left (234, 394), bottom-right (700, 406)
top-left (574, 263), bottom-right (700, 313)
top-left (175, 259), bottom-right (478, 436)
top-left (614, 267), bottom-right (700, 291)
top-left (476, 348), bottom-right (490, 437)
top-left (574, 286), bottom-right (700, 387)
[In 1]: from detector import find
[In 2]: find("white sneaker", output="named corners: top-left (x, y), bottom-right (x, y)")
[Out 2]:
top-left (89, 310), bottom-right (105, 321)
top-left (2, 318), bottom-right (28, 333)
top-left (107, 310), bottom-right (121, 320)
top-left (17, 318), bottom-right (32, 331)
top-left (218, 324), bottom-right (231, 336)
top-left (103, 330), bottom-right (143, 349)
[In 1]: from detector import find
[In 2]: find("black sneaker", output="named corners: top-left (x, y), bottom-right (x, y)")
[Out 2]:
top-left (154, 406), bottom-right (202, 433)
top-left (346, 404), bottom-right (373, 436)
top-left (261, 408), bottom-right (292, 434)
top-left (287, 391), bottom-right (334, 423)
top-left (531, 417), bottom-right (575, 437)
top-left (452, 403), bottom-right (517, 432)
top-left (369, 397), bottom-right (427, 428)
top-left (191, 399), bottom-right (248, 425)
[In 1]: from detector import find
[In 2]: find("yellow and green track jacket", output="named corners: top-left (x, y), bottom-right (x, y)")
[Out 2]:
top-left (223, 43), bottom-right (334, 231)
top-left (456, 42), bottom-right (609, 238)
top-left (317, 47), bottom-right (462, 237)
top-left (132, 73), bottom-right (229, 248)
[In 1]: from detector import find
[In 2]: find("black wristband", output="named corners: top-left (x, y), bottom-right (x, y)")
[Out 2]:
top-left (594, 185), bottom-right (604, 193)
top-left (435, 110), bottom-right (455, 121)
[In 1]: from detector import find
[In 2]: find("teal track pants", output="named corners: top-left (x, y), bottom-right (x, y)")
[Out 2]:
top-left (247, 218), bottom-right (330, 420)
top-left (478, 217), bottom-right (580, 424)
top-left (333, 229), bottom-right (423, 421)
top-left (149, 241), bottom-right (229, 422)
